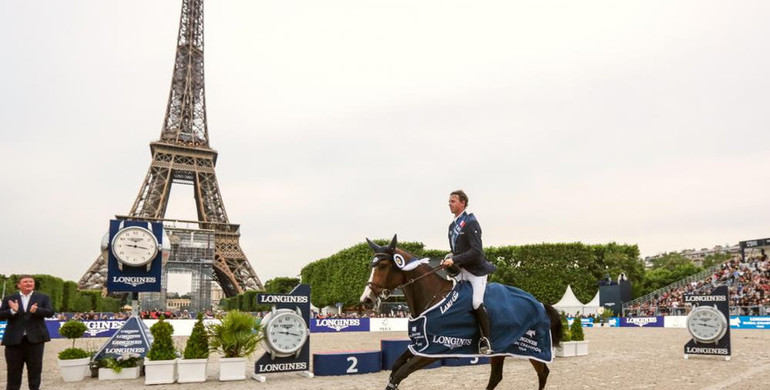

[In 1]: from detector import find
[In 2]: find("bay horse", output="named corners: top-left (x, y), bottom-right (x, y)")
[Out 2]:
top-left (360, 235), bottom-right (562, 390)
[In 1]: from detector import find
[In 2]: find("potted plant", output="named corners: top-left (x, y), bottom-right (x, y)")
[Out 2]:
top-left (178, 312), bottom-right (209, 383)
top-left (98, 353), bottom-right (142, 380)
top-left (207, 310), bottom-right (263, 381)
top-left (57, 320), bottom-right (91, 382)
top-left (144, 316), bottom-right (178, 384)
top-left (570, 313), bottom-right (589, 356)
top-left (555, 312), bottom-right (576, 357)
top-left (600, 307), bottom-right (615, 326)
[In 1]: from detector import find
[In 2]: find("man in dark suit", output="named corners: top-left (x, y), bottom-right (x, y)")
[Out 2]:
top-left (1, 275), bottom-right (54, 390)
top-left (441, 190), bottom-right (497, 354)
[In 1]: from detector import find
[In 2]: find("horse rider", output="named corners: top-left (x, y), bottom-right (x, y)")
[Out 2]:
top-left (441, 190), bottom-right (497, 355)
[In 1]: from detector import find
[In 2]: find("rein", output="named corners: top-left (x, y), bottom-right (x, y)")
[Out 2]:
top-left (369, 263), bottom-right (451, 316)
top-left (367, 263), bottom-right (448, 298)
top-left (399, 263), bottom-right (448, 290)
top-left (401, 263), bottom-right (451, 315)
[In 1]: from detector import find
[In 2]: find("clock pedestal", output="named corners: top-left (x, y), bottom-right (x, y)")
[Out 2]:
top-left (252, 370), bottom-right (313, 383)
top-left (683, 285), bottom-right (731, 361)
top-left (253, 284), bottom-right (313, 382)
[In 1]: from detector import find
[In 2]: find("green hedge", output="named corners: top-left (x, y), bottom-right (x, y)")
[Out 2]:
top-left (300, 240), bottom-right (644, 307)
top-left (0, 275), bottom-right (122, 313)
top-left (487, 243), bottom-right (600, 304)
top-left (218, 277), bottom-right (303, 312)
top-left (62, 281), bottom-right (79, 312)
top-left (300, 239), bottom-right (435, 308)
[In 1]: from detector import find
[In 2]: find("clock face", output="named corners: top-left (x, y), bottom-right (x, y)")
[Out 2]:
top-left (687, 306), bottom-right (727, 343)
top-left (111, 226), bottom-right (159, 267)
top-left (265, 310), bottom-right (308, 355)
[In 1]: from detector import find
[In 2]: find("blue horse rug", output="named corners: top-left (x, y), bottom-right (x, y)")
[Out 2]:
top-left (407, 281), bottom-right (553, 363)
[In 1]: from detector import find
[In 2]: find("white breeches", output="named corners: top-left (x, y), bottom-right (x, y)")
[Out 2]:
top-left (457, 269), bottom-right (487, 309)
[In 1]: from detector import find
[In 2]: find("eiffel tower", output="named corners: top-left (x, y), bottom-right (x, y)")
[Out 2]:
top-left (79, 0), bottom-right (263, 296)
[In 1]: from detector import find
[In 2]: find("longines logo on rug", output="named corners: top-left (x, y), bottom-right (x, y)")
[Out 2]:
top-left (314, 318), bottom-right (360, 331)
top-left (432, 335), bottom-right (473, 350)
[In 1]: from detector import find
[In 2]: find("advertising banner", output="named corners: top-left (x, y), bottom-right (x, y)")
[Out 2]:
top-left (369, 317), bottom-right (409, 332)
top-left (731, 316), bottom-right (770, 329)
top-left (310, 317), bottom-right (370, 333)
top-left (619, 316), bottom-right (665, 327)
top-left (46, 319), bottom-right (126, 339)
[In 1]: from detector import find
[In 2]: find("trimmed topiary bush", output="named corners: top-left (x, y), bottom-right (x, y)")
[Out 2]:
top-left (183, 312), bottom-right (209, 359)
top-left (570, 313), bottom-right (584, 341)
top-left (58, 320), bottom-right (90, 360)
top-left (560, 311), bottom-right (571, 342)
top-left (148, 317), bottom-right (176, 361)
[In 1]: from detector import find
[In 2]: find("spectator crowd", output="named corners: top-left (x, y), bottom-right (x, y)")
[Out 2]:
top-left (626, 253), bottom-right (770, 316)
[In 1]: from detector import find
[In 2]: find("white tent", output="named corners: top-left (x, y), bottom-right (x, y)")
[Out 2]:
top-left (582, 290), bottom-right (601, 316)
top-left (552, 285), bottom-right (584, 316)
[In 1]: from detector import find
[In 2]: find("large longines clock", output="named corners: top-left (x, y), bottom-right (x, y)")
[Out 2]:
top-left (111, 225), bottom-right (159, 271)
top-left (686, 305), bottom-right (728, 344)
top-left (261, 306), bottom-right (309, 359)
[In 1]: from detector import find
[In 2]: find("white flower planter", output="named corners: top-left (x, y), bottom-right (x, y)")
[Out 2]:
top-left (99, 366), bottom-right (141, 380)
top-left (57, 357), bottom-right (91, 382)
top-left (574, 340), bottom-right (589, 356)
top-left (555, 341), bottom-right (577, 357)
top-left (218, 357), bottom-right (247, 381)
top-left (144, 358), bottom-right (177, 385)
top-left (177, 358), bottom-right (208, 383)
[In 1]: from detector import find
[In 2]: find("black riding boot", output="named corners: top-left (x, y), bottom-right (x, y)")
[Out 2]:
top-left (474, 304), bottom-right (493, 355)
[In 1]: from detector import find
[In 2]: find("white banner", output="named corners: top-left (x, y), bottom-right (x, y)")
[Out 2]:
top-left (369, 317), bottom-right (409, 332)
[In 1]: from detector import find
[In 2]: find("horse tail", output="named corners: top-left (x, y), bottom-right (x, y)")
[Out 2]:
top-left (544, 304), bottom-right (562, 348)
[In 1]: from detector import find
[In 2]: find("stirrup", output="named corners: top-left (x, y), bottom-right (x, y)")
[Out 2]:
top-left (479, 337), bottom-right (493, 355)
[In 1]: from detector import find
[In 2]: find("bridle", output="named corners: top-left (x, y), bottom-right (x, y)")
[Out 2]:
top-left (367, 253), bottom-right (451, 313)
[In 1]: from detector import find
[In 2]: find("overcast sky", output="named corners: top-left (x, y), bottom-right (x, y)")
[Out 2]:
top-left (1, 1), bottom-right (768, 293)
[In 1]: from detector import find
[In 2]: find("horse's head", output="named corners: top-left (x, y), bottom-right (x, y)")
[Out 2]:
top-left (359, 234), bottom-right (412, 309)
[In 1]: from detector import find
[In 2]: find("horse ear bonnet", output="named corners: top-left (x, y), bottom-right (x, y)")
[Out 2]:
top-left (367, 235), bottom-right (398, 267)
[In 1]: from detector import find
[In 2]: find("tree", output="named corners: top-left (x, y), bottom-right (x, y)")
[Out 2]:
top-left (650, 252), bottom-right (692, 271)
top-left (591, 243), bottom-right (645, 287)
top-left (702, 252), bottom-right (732, 268)
top-left (264, 277), bottom-right (300, 294)
top-left (637, 262), bottom-right (702, 297)
top-left (488, 243), bottom-right (602, 304)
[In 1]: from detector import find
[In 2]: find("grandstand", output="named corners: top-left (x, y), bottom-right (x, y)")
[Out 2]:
top-left (623, 238), bottom-right (769, 317)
